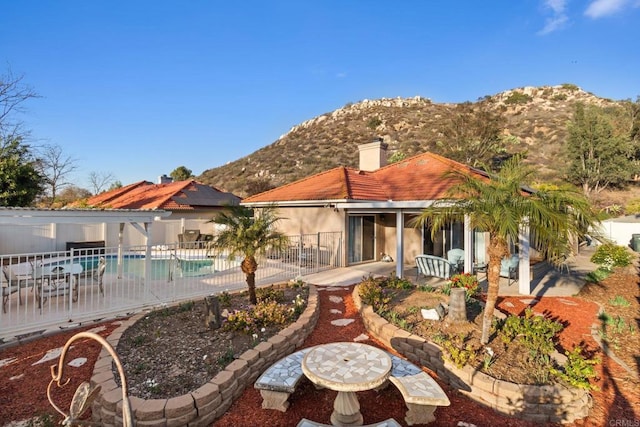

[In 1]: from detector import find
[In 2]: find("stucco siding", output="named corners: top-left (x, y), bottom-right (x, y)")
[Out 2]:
top-left (273, 207), bottom-right (345, 235)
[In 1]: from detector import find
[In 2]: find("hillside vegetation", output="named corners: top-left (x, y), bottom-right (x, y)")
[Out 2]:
top-left (199, 84), bottom-right (623, 198)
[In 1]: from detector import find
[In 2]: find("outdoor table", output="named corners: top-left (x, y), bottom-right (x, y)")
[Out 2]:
top-left (34, 263), bottom-right (83, 310)
top-left (301, 342), bottom-right (392, 426)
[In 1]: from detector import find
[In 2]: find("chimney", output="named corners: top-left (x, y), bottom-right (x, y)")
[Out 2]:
top-left (158, 174), bottom-right (173, 184)
top-left (358, 138), bottom-right (388, 171)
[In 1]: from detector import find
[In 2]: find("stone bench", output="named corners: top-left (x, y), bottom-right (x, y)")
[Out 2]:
top-left (254, 347), bottom-right (312, 411)
top-left (387, 354), bottom-right (451, 425)
top-left (255, 346), bottom-right (449, 425)
top-left (297, 418), bottom-right (401, 427)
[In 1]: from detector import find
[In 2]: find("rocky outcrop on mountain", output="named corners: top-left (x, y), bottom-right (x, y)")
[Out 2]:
top-left (199, 84), bottom-right (622, 197)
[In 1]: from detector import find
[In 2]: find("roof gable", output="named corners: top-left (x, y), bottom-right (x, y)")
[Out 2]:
top-left (243, 152), bottom-right (486, 204)
top-left (83, 180), bottom-right (240, 210)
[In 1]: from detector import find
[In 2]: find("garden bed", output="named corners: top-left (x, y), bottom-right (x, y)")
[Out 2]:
top-left (90, 282), bottom-right (319, 426)
top-left (352, 277), bottom-right (593, 424)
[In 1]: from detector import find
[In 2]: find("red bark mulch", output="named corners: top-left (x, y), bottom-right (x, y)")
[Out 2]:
top-left (213, 287), bottom-right (542, 427)
top-left (1, 285), bottom-right (637, 426)
top-left (0, 320), bottom-right (124, 423)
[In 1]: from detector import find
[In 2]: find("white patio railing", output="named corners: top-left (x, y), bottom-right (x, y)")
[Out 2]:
top-left (0, 232), bottom-right (343, 344)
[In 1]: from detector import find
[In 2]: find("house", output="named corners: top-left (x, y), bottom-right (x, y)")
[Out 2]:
top-left (242, 140), bottom-right (534, 294)
top-left (83, 178), bottom-right (241, 220)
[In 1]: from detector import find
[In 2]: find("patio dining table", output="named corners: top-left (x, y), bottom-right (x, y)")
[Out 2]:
top-left (301, 342), bottom-right (392, 426)
top-left (33, 263), bottom-right (83, 309)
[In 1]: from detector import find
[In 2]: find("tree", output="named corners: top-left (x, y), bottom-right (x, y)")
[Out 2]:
top-left (435, 102), bottom-right (515, 169)
top-left (245, 177), bottom-right (275, 196)
top-left (0, 68), bottom-right (38, 138)
top-left (413, 156), bottom-right (598, 344)
top-left (88, 171), bottom-right (116, 194)
top-left (207, 205), bottom-right (289, 304)
top-left (35, 144), bottom-right (78, 206)
top-left (565, 103), bottom-right (637, 195)
top-left (0, 136), bottom-right (44, 206)
top-left (388, 151), bottom-right (406, 164)
top-left (56, 185), bottom-right (92, 207)
top-left (170, 166), bottom-right (194, 181)
top-left (108, 180), bottom-right (123, 191)
top-left (0, 69), bottom-right (44, 206)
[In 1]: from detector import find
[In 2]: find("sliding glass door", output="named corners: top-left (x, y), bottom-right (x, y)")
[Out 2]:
top-left (348, 215), bottom-right (375, 264)
top-left (422, 221), bottom-right (465, 257)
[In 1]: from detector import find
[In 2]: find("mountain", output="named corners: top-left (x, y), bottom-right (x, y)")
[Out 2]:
top-left (198, 84), bottom-right (620, 198)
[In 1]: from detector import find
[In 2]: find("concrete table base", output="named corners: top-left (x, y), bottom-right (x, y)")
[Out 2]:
top-left (331, 390), bottom-right (363, 426)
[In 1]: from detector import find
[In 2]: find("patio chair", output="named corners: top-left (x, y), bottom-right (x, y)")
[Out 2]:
top-left (94, 256), bottom-right (107, 296)
top-left (446, 249), bottom-right (465, 273)
top-left (499, 254), bottom-right (519, 286)
top-left (73, 256), bottom-right (106, 302)
top-left (2, 266), bottom-right (30, 312)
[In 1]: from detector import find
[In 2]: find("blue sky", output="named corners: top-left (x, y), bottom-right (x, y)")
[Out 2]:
top-left (1, 0), bottom-right (639, 190)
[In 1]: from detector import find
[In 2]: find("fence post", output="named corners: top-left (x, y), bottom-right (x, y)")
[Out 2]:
top-left (316, 233), bottom-right (321, 273)
top-left (298, 234), bottom-right (303, 277)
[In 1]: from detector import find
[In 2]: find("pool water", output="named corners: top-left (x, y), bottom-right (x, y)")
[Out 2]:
top-left (110, 257), bottom-right (216, 279)
top-left (50, 254), bottom-right (229, 279)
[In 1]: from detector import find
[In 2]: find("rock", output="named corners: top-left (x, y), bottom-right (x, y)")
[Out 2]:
top-left (421, 308), bottom-right (442, 321)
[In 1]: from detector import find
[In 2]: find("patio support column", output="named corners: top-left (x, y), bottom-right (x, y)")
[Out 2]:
top-left (117, 223), bottom-right (125, 279)
top-left (518, 220), bottom-right (531, 295)
top-left (464, 215), bottom-right (472, 273)
top-left (143, 222), bottom-right (152, 298)
top-left (50, 222), bottom-right (57, 252)
top-left (395, 210), bottom-right (404, 278)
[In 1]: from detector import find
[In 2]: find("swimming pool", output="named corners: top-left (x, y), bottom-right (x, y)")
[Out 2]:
top-left (46, 254), bottom-right (236, 279)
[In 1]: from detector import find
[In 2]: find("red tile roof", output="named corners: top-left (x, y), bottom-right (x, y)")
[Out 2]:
top-left (82, 180), bottom-right (240, 210)
top-left (242, 152), bottom-right (487, 204)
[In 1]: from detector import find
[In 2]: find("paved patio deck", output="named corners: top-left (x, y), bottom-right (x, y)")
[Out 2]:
top-left (302, 246), bottom-right (598, 297)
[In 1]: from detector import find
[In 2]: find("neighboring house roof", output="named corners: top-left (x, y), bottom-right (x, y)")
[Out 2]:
top-left (83, 180), bottom-right (241, 211)
top-left (243, 152), bottom-right (487, 204)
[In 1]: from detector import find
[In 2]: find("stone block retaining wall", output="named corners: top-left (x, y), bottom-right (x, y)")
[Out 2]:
top-left (90, 284), bottom-right (320, 427)
top-left (352, 286), bottom-right (591, 424)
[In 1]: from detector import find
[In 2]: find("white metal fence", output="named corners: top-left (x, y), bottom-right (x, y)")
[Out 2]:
top-left (0, 219), bottom-right (218, 254)
top-left (0, 232), bottom-right (343, 344)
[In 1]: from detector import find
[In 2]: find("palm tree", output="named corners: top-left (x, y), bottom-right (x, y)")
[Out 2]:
top-left (413, 157), bottom-right (598, 344)
top-left (208, 205), bottom-right (289, 304)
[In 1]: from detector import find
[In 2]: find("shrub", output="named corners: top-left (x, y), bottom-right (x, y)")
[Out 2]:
top-left (358, 275), bottom-right (392, 312)
top-left (590, 244), bottom-right (632, 270)
top-left (224, 310), bottom-right (256, 333)
top-left (224, 289), bottom-right (305, 334)
top-left (367, 117), bottom-right (382, 129)
top-left (499, 308), bottom-right (563, 359)
top-left (435, 333), bottom-right (478, 368)
top-left (256, 286), bottom-right (285, 303)
top-left (609, 295), bottom-right (631, 307)
top-left (561, 83), bottom-right (579, 91)
top-left (586, 268), bottom-right (611, 283)
top-left (625, 198), bottom-right (640, 214)
top-left (504, 92), bottom-right (533, 105)
top-left (550, 347), bottom-right (600, 390)
top-left (218, 290), bottom-right (232, 307)
top-left (383, 272), bottom-right (414, 290)
top-left (252, 299), bottom-right (291, 326)
top-left (443, 273), bottom-right (479, 301)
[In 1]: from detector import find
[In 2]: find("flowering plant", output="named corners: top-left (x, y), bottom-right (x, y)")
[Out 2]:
top-left (444, 273), bottom-right (479, 300)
